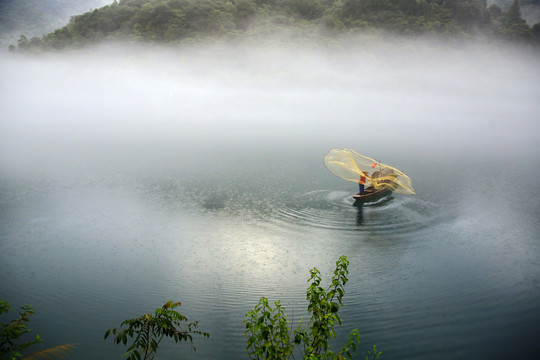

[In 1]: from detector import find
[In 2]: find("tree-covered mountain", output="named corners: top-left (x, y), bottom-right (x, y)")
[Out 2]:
top-left (0, 0), bottom-right (111, 50)
top-left (11, 0), bottom-right (540, 51)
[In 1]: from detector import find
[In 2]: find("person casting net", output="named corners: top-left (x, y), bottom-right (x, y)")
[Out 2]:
top-left (323, 148), bottom-right (415, 195)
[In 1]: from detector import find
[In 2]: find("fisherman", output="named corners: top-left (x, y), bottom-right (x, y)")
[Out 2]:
top-left (359, 171), bottom-right (369, 195)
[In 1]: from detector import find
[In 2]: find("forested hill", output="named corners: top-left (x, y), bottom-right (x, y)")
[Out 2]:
top-left (12, 0), bottom-right (540, 51)
top-left (0, 0), bottom-right (110, 50)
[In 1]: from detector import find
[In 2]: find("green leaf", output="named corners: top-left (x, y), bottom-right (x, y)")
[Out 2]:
top-left (247, 335), bottom-right (256, 345)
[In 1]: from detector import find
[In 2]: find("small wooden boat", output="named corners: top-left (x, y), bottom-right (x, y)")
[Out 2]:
top-left (353, 171), bottom-right (398, 205)
top-left (353, 186), bottom-right (393, 205)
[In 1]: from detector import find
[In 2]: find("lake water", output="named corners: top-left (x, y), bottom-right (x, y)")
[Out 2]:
top-left (1, 39), bottom-right (539, 359)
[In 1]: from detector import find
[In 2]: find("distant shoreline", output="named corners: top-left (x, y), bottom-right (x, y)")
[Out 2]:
top-left (8, 0), bottom-right (540, 53)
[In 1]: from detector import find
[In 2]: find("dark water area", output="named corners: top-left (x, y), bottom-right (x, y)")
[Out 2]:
top-left (1, 40), bottom-right (540, 359)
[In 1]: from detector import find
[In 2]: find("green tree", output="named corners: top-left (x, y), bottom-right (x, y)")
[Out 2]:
top-left (244, 256), bottom-right (382, 360)
top-left (506, 0), bottom-right (523, 24)
top-left (284, 0), bottom-right (325, 20)
top-left (163, 11), bottom-right (188, 41)
top-left (148, 5), bottom-right (176, 34)
top-left (502, 0), bottom-right (531, 39)
top-left (16, 35), bottom-right (29, 51)
top-left (235, 0), bottom-right (258, 29)
top-left (105, 301), bottom-right (209, 360)
top-left (1, 300), bottom-right (75, 360)
top-left (44, 27), bottom-right (72, 50)
top-left (533, 22), bottom-right (540, 42)
top-left (209, 9), bottom-right (236, 33)
top-left (184, 0), bottom-right (217, 32)
top-left (1, 301), bottom-right (41, 360)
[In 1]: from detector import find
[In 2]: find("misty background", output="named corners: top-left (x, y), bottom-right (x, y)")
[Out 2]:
top-left (1, 39), bottom-right (538, 179)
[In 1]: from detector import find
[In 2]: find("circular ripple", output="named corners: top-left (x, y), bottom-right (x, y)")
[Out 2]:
top-left (270, 190), bottom-right (447, 235)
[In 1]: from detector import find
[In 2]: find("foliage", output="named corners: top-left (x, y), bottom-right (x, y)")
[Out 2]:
top-left (0, 301), bottom-right (75, 360)
top-left (244, 255), bottom-right (382, 360)
top-left (9, 0), bottom-right (540, 51)
top-left (1, 301), bottom-right (41, 360)
top-left (500, 0), bottom-right (532, 39)
top-left (104, 301), bottom-right (209, 360)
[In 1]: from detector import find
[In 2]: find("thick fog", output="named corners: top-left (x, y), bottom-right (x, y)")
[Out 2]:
top-left (1, 39), bottom-right (539, 180)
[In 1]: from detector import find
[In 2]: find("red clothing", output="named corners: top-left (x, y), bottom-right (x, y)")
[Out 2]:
top-left (359, 175), bottom-right (366, 184)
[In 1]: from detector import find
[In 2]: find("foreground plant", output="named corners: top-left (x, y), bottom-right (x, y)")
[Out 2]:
top-left (1, 300), bottom-right (41, 359)
top-left (244, 256), bottom-right (382, 360)
top-left (1, 300), bottom-right (75, 360)
top-left (105, 301), bottom-right (209, 360)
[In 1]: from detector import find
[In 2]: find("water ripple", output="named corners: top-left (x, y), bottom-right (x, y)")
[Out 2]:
top-left (270, 190), bottom-right (446, 236)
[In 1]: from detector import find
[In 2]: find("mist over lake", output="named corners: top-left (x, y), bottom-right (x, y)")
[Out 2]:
top-left (1, 38), bottom-right (539, 359)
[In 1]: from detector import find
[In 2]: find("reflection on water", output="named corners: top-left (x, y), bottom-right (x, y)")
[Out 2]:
top-left (1, 40), bottom-right (540, 359)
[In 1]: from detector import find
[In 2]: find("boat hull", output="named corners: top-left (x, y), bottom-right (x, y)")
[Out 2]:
top-left (353, 171), bottom-right (399, 206)
top-left (353, 187), bottom-right (393, 205)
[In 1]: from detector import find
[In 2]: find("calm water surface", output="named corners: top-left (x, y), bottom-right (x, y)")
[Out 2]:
top-left (1, 40), bottom-right (539, 359)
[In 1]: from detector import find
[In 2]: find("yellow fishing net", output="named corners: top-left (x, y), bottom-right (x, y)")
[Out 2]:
top-left (323, 148), bottom-right (415, 195)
